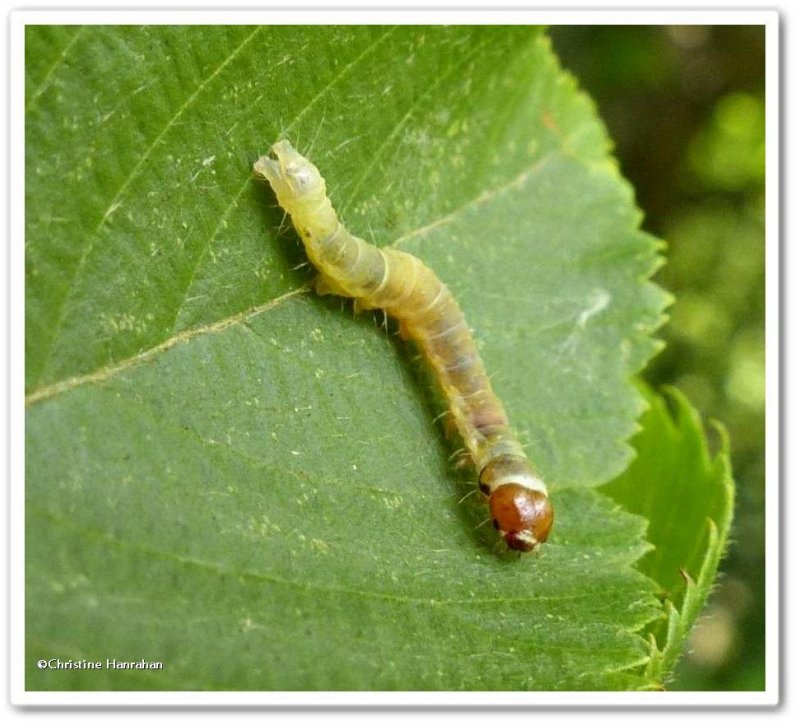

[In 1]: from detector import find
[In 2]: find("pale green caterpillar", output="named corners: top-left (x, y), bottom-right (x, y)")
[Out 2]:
top-left (254, 140), bottom-right (553, 552)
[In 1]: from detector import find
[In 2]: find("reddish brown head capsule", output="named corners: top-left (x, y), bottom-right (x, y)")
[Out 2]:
top-left (488, 483), bottom-right (554, 552)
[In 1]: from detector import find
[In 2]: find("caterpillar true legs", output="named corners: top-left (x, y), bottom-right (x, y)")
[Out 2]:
top-left (254, 140), bottom-right (554, 552)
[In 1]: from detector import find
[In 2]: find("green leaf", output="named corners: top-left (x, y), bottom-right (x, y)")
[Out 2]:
top-left (602, 386), bottom-right (736, 684)
top-left (26, 26), bottom-right (669, 690)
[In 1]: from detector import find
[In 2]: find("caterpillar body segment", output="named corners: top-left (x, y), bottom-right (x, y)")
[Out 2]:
top-left (254, 140), bottom-right (553, 552)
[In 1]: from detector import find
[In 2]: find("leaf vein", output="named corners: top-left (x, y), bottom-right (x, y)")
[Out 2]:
top-left (168, 27), bottom-right (399, 335)
top-left (25, 287), bottom-right (307, 406)
top-left (34, 26), bottom-right (263, 388)
top-left (390, 152), bottom-right (557, 248)
top-left (340, 36), bottom-right (493, 214)
top-left (31, 504), bottom-right (643, 610)
top-left (25, 26), bottom-right (85, 112)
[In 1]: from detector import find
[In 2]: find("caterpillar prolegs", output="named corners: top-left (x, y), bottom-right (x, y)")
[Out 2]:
top-left (254, 140), bottom-right (554, 552)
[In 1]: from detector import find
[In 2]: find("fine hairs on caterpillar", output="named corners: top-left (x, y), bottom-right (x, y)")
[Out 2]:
top-left (254, 140), bottom-right (554, 552)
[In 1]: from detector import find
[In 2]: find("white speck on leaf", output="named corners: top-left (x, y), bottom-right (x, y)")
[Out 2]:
top-left (577, 289), bottom-right (611, 328)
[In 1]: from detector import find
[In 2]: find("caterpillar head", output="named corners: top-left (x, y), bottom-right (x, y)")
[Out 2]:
top-left (253, 139), bottom-right (326, 213)
top-left (479, 455), bottom-right (554, 552)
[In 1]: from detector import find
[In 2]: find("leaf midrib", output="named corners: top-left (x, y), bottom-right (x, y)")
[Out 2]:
top-left (25, 151), bottom-right (561, 407)
top-left (170, 26), bottom-right (400, 334)
top-left (31, 26), bottom-right (265, 389)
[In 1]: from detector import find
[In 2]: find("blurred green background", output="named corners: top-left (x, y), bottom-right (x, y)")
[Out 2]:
top-left (550, 25), bottom-right (766, 691)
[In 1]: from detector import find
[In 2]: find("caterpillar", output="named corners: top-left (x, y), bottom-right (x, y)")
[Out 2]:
top-left (254, 140), bottom-right (554, 552)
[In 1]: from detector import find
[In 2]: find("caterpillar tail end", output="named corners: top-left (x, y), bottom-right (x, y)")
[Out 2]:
top-left (253, 139), bottom-right (326, 215)
top-left (253, 154), bottom-right (281, 184)
top-left (254, 139), bottom-right (306, 177)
